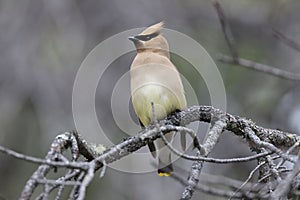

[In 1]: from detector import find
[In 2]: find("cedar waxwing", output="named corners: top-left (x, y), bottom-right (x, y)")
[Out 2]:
top-left (129, 22), bottom-right (187, 176)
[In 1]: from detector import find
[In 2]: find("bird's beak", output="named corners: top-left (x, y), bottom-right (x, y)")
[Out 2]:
top-left (128, 36), bottom-right (139, 43)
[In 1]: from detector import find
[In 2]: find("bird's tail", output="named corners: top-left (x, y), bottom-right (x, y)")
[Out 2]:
top-left (157, 133), bottom-right (174, 176)
top-left (158, 154), bottom-right (173, 176)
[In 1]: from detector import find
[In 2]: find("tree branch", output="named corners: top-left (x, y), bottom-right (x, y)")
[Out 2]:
top-left (211, 0), bottom-right (239, 60)
top-left (217, 53), bottom-right (300, 81)
top-left (11, 105), bottom-right (299, 199)
top-left (272, 29), bottom-right (300, 52)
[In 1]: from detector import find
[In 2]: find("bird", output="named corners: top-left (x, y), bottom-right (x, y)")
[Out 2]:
top-left (129, 22), bottom-right (187, 176)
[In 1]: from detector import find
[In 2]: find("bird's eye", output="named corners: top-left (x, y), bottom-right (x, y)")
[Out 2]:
top-left (135, 32), bottom-right (159, 41)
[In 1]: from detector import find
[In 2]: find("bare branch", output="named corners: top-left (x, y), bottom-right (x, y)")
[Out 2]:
top-left (200, 172), bottom-right (262, 192)
top-left (180, 150), bottom-right (202, 200)
top-left (77, 162), bottom-right (96, 200)
top-left (35, 179), bottom-right (81, 186)
top-left (19, 132), bottom-right (83, 200)
top-left (217, 53), bottom-right (300, 81)
top-left (159, 128), bottom-right (271, 163)
top-left (273, 29), bottom-right (300, 52)
top-left (201, 117), bottom-right (227, 155)
top-left (271, 151), bottom-right (300, 199)
top-left (172, 172), bottom-right (258, 199)
top-left (181, 116), bottom-right (227, 199)
top-left (14, 106), bottom-right (300, 199)
top-left (211, 0), bottom-right (239, 60)
top-left (230, 159), bottom-right (266, 199)
top-left (276, 138), bottom-right (300, 169)
top-left (0, 145), bottom-right (87, 170)
top-left (245, 127), bottom-right (295, 163)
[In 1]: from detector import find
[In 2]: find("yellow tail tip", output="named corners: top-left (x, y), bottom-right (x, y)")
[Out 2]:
top-left (158, 172), bottom-right (171, 177)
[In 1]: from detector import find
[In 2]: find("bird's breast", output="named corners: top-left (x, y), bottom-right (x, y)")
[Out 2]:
top-left (130, 63), bottom-right (186, 126)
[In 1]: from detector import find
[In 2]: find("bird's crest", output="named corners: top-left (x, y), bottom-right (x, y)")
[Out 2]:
top-left (140, 22), bottom-right (164, 35)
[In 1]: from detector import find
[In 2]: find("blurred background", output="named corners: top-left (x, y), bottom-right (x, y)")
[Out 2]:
top-left (1, 0), bottom-right (300, 199)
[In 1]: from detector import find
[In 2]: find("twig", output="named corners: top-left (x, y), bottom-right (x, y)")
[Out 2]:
top-left (211, 0), bottom-right (239, 60)
top-left (271, 150), bottom-right (300, 199)
top-left (180, 150), bottom-right (202, 200)
top-left (171, 173), bottom-right (258, 199)
top-left (69, 171), bottom-right (86, 200)
top-left (77, 162), bottom-right (96, 200)
top-left (0, 145), bottom-right (86, 170)
top-left (245, 127), bottom-right (295, 163)
top-left (18, 105), bottom-right (300, 199)
top-left (35, 170), bottom-right (82, 200)
top-left (43, 183), bottom-right (50, 200)
top-left (19, 132), bottom-right (83, 200)
top-left (201, 117), bottom-right (227, 155)
top-left (56, 183), bottom-right (65, 200)
top-left (230, 160), bottom-right (266, 199)
top-left (265, 155), bottom-right (282, 182)
top-left (257, 169), bottom-right (290, 184)
top-left (276, 138), bottom-right (300, 169)
top-left (181, 117), bottom-right (227, 199)
top-left (99, 160), bottom-right (107, 178)
top-left (199, 172), bottom-right (262, 192)
top-left (272, 29), bottom-right (300, 52)
top-left (217, 54), bottom-right (300, 81)
top-left (160, 131), bottom-right (271, 163)
top-left (35, 179), bottom-right (81, 186)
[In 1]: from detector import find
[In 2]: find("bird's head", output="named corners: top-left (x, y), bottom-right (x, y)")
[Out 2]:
top-left (129, 22), bottom-right (169, 57)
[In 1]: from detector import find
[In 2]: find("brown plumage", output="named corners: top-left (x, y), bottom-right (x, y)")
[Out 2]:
top-left (129, 22), bottom-right (186, 176)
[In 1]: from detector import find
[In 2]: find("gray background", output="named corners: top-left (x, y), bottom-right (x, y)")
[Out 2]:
top-left (0, 0), bottom-right (300, 199)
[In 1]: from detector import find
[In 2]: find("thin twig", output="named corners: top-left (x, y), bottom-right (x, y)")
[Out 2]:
top-left (35, 170), bottom-right (82, 200)
top-left (69, 171), bottom-right (86, 200)
top-left (271, 150), bottom-right (300, 199)
top-left (245, 127), bottom-right (295, 163)
top-left (258, 169), bottom-right (290, 184)
top-left (272, 29), bottom-right (300, 52)
top-left (230, 160), bottom-right (266, 199)
top-left (181, 117), bottom-right (227, 199)
top-left (18, 106), bottom-right (300, 199)
top-left (180, 150), bottom-right (202, 200)
top-left (160, 129), bottom-right (271, 163)
top-left (19, 132), bottom-right (83, 200)
top-left (217, 53), bottom-right (300, 81)
top-left (0, 145), bottom-right (87, 170)
top-left (211, 0), bottom-right (239, 60)
top-left (199, 172), bottom-right (261, 192)
top-left (171, 173), bottom-right (258, 199)
top-left (266, 155), bottom-right (282, 182)
top-left (276, 138), bottom-right (300, 169)
top-left (56, 185), bottom-right (64, 200)
top-left (36, 179), bottom-right (81, 186)
top-left (99, 160), bottom-right (107, 178)
top-left (77, 162), bottom-right (96, 200)
top-left (201, 117), bottom-right (227, 155)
